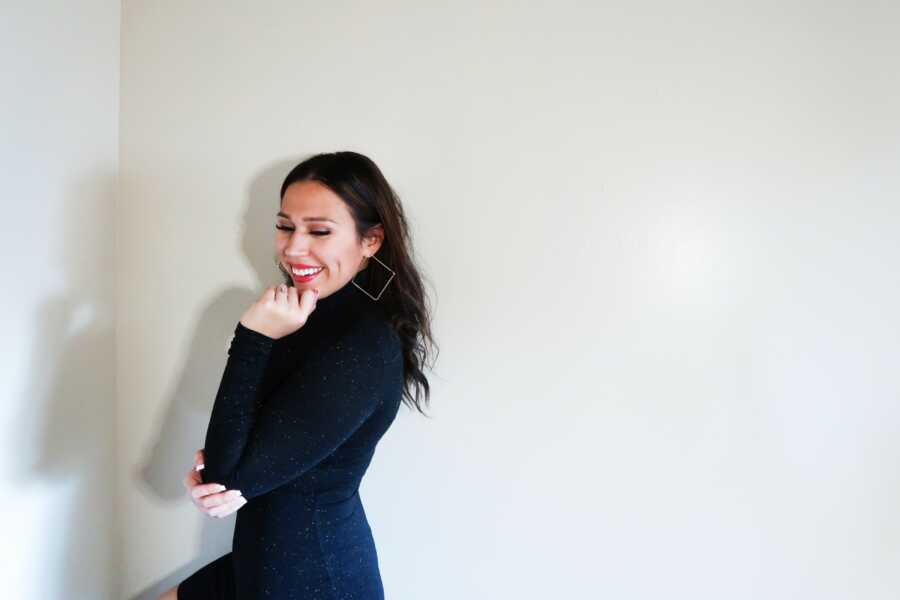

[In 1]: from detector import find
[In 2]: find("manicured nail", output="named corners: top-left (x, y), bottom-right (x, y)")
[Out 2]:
top-left (195, 463), bottom-right (205, 471)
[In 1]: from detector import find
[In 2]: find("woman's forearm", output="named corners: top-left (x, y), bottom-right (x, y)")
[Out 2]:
top-left (200, 317), bottom-right (391, 500)
top-left (200, 322), bottom-right (275, 491)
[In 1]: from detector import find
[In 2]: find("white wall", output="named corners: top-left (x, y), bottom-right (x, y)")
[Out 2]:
top-left (117, 2), bottom-right (900, 598)
top-left (5, 1), bottom-right (898, 598)
top-left (0, 1), bottom-right (121, 599)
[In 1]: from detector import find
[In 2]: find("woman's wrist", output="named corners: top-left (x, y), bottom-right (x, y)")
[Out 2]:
top-left (236, 320), bottom-right (276, 342)
top-left (230, 321), bottom-right (277, 357)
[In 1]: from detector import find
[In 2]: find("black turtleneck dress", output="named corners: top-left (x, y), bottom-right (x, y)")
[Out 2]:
top-left (177, 279), bottom-right (403, 600)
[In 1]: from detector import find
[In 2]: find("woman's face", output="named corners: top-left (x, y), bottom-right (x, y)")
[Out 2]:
top-left (276, 180), bottom-right (383, 299)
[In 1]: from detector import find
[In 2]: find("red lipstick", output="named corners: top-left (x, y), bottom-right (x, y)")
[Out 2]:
top-left (286, 262), bottom-right (324, 283)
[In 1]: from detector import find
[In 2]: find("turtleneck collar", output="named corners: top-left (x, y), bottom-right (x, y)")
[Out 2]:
top-left (276, 275), bottom-right (387, 351)
top-left (275, 278), bottom-right (362, 345)
top-left (310, 278), bottom-right (361, 316)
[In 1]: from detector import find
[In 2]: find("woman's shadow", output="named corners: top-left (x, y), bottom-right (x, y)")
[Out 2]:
top-left (131, 158), bottom-right (300, 600)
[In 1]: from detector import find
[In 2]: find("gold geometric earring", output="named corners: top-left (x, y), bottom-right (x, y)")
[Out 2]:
top-left (352, 254), bottom-right (396, 301)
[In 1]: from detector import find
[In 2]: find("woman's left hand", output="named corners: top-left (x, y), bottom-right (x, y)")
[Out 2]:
top-left (183, 449), bottom-right (247, 518)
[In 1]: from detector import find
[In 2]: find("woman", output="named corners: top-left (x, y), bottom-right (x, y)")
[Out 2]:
top-left (159, 151), bottom-right (436, 600)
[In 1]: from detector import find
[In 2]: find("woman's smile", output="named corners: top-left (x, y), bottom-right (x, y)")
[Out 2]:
top-left (287, 262), bottom-right (325, 283)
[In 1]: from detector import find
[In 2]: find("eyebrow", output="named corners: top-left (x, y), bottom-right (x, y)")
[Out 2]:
top-left (276, 211), bottom-right (338, 224)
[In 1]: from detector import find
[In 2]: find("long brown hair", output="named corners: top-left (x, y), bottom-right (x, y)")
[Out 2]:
top-left (276, 151), bottom-right (437, 416)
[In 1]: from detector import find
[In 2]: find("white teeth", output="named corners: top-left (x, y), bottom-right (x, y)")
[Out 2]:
top-left (292, 267), bottom-right (323, 276)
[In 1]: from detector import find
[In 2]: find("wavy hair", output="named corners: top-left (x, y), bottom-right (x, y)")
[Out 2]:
top-left (276, 151), bottom-right (437, 416)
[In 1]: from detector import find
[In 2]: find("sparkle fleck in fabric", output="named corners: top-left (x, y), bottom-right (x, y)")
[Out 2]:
top-left (177, 279), bottom-right (404, 600)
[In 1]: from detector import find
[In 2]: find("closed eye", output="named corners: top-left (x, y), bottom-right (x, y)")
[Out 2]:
top-left (275, 225), bottom-right (330, 236)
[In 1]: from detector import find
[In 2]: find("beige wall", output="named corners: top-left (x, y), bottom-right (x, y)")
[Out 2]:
top-left (0, 1), bottom-right (121, 598)
top-left (5, 1), bottom-right (899, 598)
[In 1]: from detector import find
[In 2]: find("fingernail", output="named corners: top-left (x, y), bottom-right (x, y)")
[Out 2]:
top-left (216, 485), bottom-right (226, 492)
top-left (195, 464), bottom-right (205, 471)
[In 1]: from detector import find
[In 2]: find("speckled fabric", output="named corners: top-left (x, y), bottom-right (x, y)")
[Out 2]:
top-left (177, 279), bottom-right (403, 600)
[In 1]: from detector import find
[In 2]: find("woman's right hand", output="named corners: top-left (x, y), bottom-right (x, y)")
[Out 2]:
top-left (238, 283), bottom-right (318, 339)
top-left (183, 449), bottom-right (247, 518)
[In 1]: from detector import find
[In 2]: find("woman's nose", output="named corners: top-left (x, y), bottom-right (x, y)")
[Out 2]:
top-left (285, 234), bottom-right (311, 255)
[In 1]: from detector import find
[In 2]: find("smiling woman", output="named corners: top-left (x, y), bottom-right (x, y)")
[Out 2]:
top-left (273, 178), bottom-right (383, 299)
top-left (164, 151), bottom-right (438, 600)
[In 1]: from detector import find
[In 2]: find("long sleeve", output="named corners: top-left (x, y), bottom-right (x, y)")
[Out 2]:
top-left (200, 318), bottom-right (388, 500)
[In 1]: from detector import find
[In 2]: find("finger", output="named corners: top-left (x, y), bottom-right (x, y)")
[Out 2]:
top-left (262, 285), bottom-right (277, 302)
top-left (199, 495), bottom-right (219, 509)
top-left (288, 286), bottom-right (298, 306)
top-left (203, 490), bottom-right (243, 508)
top-left (209, 496), bottom-right (248, 518)
top-left (207, 496), bottom-right (245, 518)
top-left (201, 490), bottom-right (243, 509)
top-left (191, 483), bottom-right (228, 499)
top-left (275, 283), bottom-right (288, 303)
top-left (298, 287), bottom-right (317, 316)
top-left (194, 449), bottom-right (204, 466)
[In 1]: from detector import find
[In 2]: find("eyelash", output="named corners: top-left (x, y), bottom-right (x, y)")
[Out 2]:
top-left (275, 224), bottom-right (330, 236)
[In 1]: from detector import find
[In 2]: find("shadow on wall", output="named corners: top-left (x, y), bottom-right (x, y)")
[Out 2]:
top-left (131, 158), bottom-right (302, 600)
top-left (29, 171), bottom-right (118, 599)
